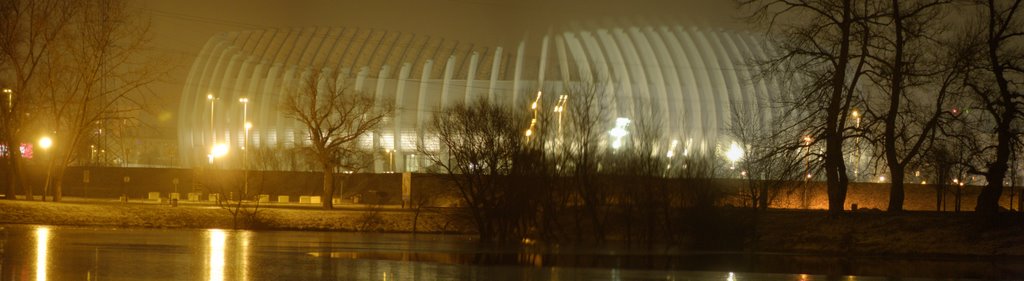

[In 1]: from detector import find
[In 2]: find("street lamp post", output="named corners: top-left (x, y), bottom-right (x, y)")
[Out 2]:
top-left (525, 91), bottom-right (542, 141)
top-left (3, 88), bottom-right (12, 112)
top-left (386, 149), bottom-right (394, 172)
top-left (553, 94), bottom-right (568, 148)
top-left (239, 97), bottom-right (250, 197)
top-left (851, 109), bottom-right (861, 181)
top-left (39, 137), bottom-right (53, 201)
top-left (122, 176), bottom-right (131, 203)
top-left (207, 94), bottom-right (218, 161)
top-left (803, 135), bottom-right (813, 180)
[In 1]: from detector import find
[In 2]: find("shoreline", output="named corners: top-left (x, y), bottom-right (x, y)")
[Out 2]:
top-left (2, 198), bottom-right (1022, 259)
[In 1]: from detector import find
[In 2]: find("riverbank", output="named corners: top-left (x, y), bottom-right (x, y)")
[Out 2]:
top-left (1, 199), bottom-right (1022, 258)
top-left (0, 198), bottom-right (472, 233)
top-left (749, 210), bottom-right (1024, 257)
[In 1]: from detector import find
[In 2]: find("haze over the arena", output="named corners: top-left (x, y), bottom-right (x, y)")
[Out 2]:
top-left (142, 0), bottom-right (738, 53)
top-left (133, 0), bottom-right (741, 128)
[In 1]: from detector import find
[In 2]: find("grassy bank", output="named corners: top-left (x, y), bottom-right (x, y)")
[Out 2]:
top-left (1, 199), bottom-right (1022, 257)
top-left (749, 210), bottom-right (1024, 257)
top-left (0, 199), bottom-right (472, 233)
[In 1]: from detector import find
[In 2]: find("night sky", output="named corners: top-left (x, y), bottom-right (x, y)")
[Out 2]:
top-left (130, 0), bottom-right (738, 130)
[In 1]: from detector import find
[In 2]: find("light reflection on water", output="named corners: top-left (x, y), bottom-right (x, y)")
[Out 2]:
top-left (34, 227), bottom-right (49, 281)
top-left (207, 229), bottom-right (226, 281)
top-left (0, 224), bottom-right (1018, 280)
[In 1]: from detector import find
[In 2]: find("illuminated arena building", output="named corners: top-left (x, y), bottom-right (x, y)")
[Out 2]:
top-left (178, 23), bottom-right (784, 171)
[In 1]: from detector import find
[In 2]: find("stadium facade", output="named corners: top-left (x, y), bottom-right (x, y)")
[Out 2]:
top-left (178, 23), bottom-right (784, 172)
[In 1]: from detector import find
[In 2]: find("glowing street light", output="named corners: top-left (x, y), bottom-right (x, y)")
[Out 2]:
top-left (525, 91), bottom-right (543, 141)
top-left (554, 95), bottom-right (568, 139)
top-left (38, 137), bottom-right (53, 150)
top-left (852, 109), bottom-right (862, 180)
top-left (609, 118), bottom-right (630, 149)
top-left (803, 135), bottom-right (813, 181)
top-left (39, 136), bottom-right (54, 201)
top-left (2, 88), bottom-right (11, 112)
top-left (211, 143), bottom-right (228, 159)
top-left (386, 149), bottom-right (394, 172)
top-left (725, 141), bottom-right (744, 170)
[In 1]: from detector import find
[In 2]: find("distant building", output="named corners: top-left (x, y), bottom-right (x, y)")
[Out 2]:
top-left (178, 23), bottom-right (786, 171)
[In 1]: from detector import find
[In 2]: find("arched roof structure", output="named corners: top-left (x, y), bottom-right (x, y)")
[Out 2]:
top-left (178, 23), bottom-right (784, 171)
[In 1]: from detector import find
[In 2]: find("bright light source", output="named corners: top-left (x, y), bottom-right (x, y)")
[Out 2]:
top-left (244, 122), bottom-right (252, 130)
top-left (38, 137), bottom-right (53, 150)
top-left (921, 181), bottom-right (927, 185)
top-left (725, 142), bottom-right (744, 163)
top-left (609, 118), bottom-right (630, 138)
top-left (239, 97), bottom-right (249, 103)
top-left (525, 129), bottom-right (533, 137)
top-left (207, 94), bottom-right (214, 100)
top-left (879, 176), bottom-right (886, 182)
top-left (211, 143), bottom-right (228, 158)
top-left (851, 110), bottom-right (859, 118)
top-left (531, 102), bottom-right (537, 109)
top-left (608, 118), bottom-right (630, 149)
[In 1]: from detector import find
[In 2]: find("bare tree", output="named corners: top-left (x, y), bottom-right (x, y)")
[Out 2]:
top-left (612, 106), bottom-right (668, 246)
top-left (282, 70), bottom-right (393, 209)
top-left (730, 104), bottom-right (805, 210)
top-left (739, 0), bottom-right (883, 214)
top-left (948, 0), bottom-right (1024, 214)
top-left (48, 0), bottom-right (159, 202)
top-left (0, 0), bottom-right (79, 200)
top-left (1, 0), bottom-right (160, 201)
top-left (560, 82), bottom-right (611, 241)
top-left (422, 98), bottom-right (535, 243)
top-left (861, 0), bottom-right (963, 211)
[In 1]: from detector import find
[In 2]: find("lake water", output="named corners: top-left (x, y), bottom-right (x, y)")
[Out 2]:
top-left (0, 225), bottom-right (1018, 280)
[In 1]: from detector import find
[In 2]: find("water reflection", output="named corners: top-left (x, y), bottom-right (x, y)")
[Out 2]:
top-left (207, 229), bottom-right (226, 281)
top-left (1, 225), bottom-right (1020, 280)
top-left (34, 227), bottom-right (49, 281)
top-left (240, 230), bottom-right (250, 281)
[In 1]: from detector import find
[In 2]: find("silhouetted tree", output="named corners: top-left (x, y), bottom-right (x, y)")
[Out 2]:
top-left (739, 0), bottom-right (882, 215)
top-left (282, 70), bottom-right (393, 209)
top-left (862, 0), bottom-right (962, 211)
top-left (948, 0), bottom-right (1024, 214)
top-left (1, 0), bottom-right (161, 201)
top-left (729, 104), bottom-right (805, 210)
top-left (423, 98), bottom-right (535, 243)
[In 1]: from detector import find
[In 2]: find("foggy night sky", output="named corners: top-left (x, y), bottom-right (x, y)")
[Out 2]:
top-left (131, 0), bottom-right (740, 129)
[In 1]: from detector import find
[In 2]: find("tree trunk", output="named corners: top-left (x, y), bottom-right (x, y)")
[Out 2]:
top-left (19, 157), bottom-right (31, 201)
top-left (977, 163), bottom-right (1007, 213)
top-left (885, 0), bottom-right (905, 213)
top-left (322, 164), bottom-right (335, 209)
top-left (825, 0), bottom-right (853, 216)
top-left (2, 156), bottom-right (12, 199)
top-left (977, 105), bottom-right (1013, 214)
top-left (887, 168), bottom-right (905, 212)
top-left (53, 167), bottom-right (64, 202)
top-left (975, 0), bottom-right (1017, 215)
top-left (758, 184), bottom-right (769, 210)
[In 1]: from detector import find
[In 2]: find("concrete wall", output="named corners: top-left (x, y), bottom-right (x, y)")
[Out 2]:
top-left (6, 166), bottom-right (1023, 211)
